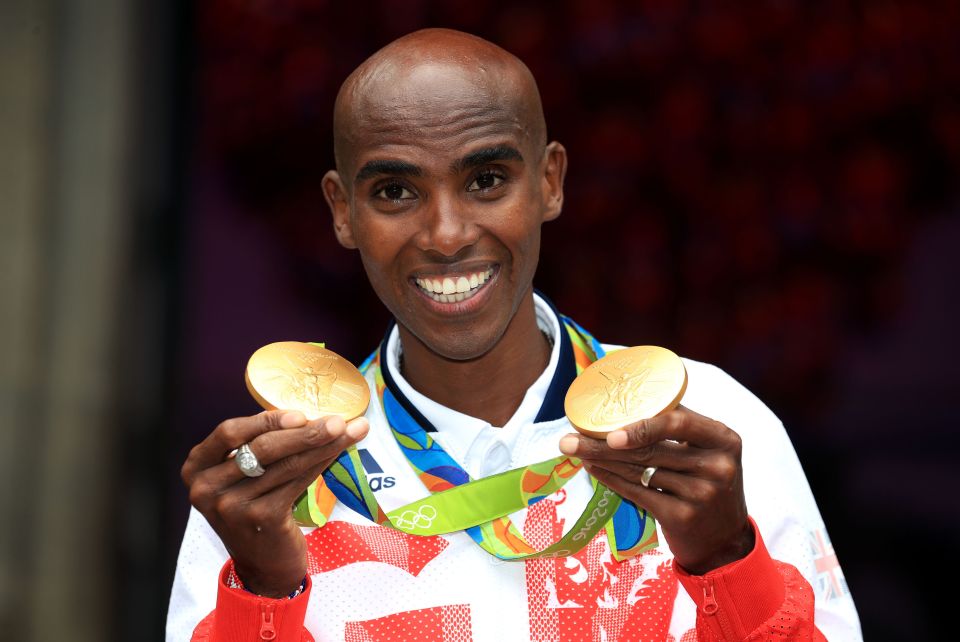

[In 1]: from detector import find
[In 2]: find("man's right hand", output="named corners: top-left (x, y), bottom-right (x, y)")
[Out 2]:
top-left (181, 410), bottom-right (369, 598)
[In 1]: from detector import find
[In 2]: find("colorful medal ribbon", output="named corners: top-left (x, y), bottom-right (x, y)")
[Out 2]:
top-left (292, 317), bottom-right (658, 561)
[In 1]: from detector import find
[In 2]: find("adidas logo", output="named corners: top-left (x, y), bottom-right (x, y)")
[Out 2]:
top-left (358, 448), bottom-right (396, 492)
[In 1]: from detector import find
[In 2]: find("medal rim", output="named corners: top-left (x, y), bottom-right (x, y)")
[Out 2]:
top-left (564, 345), bottom-right (687, 437)
top-left (244, 341), bottom-right (370, 421)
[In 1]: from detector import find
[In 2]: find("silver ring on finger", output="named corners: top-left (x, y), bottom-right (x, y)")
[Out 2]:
top-left (235, 443), bottom-right (266, 478)
top-left (640, 466), bottom-right (657, 489)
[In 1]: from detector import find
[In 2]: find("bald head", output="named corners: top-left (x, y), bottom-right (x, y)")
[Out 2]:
top-left (332, 29), bottom-right (547, 179)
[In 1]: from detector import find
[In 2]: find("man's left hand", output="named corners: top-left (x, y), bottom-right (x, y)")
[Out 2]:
top-left (559, 406), bottom-right (754, 575)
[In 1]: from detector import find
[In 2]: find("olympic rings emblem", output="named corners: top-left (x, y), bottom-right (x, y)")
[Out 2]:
top-left (394, 504), bottom-right (438, 531)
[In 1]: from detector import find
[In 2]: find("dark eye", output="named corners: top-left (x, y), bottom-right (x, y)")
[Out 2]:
top-left (375, 183), bottom-right (415, 201)
top-left (467, 171), bottom-right (505, 192)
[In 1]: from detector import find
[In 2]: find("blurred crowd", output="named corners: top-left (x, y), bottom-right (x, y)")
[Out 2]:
top-left (194, 0), bottom-right (957, 419)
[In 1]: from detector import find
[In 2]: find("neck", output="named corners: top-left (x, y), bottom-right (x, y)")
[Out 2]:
top-left (397, 294), bottom-right (551, 427)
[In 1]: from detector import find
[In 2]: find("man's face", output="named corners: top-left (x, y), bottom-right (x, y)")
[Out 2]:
top-left (324, 62), bottom-right (565, 361)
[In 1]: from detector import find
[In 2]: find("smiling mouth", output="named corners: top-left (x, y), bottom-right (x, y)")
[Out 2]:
top-left (414, 267), bottom-right (496, 303)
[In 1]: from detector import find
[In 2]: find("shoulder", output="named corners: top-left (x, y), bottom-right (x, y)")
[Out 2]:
top-left (599, 342), bottom-right (784, 439)
top-left (673, 357), bottom-right (810, 492)
top-left (678, 357), bottom-right (782, 429)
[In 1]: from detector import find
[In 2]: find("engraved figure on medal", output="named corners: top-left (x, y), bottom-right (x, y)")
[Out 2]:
top-left (300, 363), bottom-right (337, 405)
top-left (265, 356), bottom-right (365, 414)
top-left (567, 346), bottom-right (686, 438)
top-left (589, 356), bottom-right (675, 426)
top-left (246, 342), bottom-right (370, 420)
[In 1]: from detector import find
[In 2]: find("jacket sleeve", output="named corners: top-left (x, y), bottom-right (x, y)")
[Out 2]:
top-left (675, 518), bottom-right (826, 642)
top-left (675, 360), bottom-right (862, 640)
top-left (190, 561), bottom-right (315, 642)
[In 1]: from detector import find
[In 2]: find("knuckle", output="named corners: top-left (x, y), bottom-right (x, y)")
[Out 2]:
top-left (691, 455), bottom-right (708, 473)
top-left (182, 443), bottom-right (215, 491)
top-left (180, 457), bottom-right (196, 486)
top-left (302, 424), bottom-right (326, 445)
top-left (676, 503), bottom-right (697, 528)
top-left (633, 419), bottom-right (652, 445)
top-left (690, 481), bottom-right (715, 504)
top-left (267, 409), bottom-right (297, 432)
top-left (188, 479), bottom-right (214, 510)
top-left (275, 451), bottom-right (308, 477)
top-left (270, 454), bottom-right (297, 477)
top-left (581, 436), bottom-right (604, 456)
top-left (713, 457), bottom-right (738, 481)
top-left (214, 494), bottom-right (243, 520)
top-left (668, 411), bottom-right (686, 432)
top-left (260, 410), bottom-right (284, 431)
top-left (217, 418), bottom-right (243, 444)
top-left (187, 442), bottom-right (204, 460)
top-left (726, 428), bottom-right (743, 454)
top-left (249, 434), bottom-right (275, 464)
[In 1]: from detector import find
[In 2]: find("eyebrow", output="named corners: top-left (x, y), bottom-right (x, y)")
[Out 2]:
top-left (355, 159), bottom-right (422, 183)
top-left (453, 145), bottom-right (524, 172)
top-left (353, 145), bottom-right (524, 183)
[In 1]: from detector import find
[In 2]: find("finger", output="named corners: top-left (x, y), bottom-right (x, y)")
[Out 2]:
top-left (345, 416), bottom-right (370, 441)
top-left (196, 415), bottom-right (348, 490)
top-left (183, 410), bottom-right (308, 483)
top-left (559, 433), bottom-right (706, 471)
top-left (240, 435), bottom-right (352, 504)
top-left (244, 416), bottom-right (370, 507)
top-left (581, 462), bottom-right (677, 521)
top-left (188, 416), bottom-right (370, 513)
top-left (583, 459), bottom-right (709, 500)
top-left (205, 459), bottom-right (332, 535)
top-left (246, 458), bottom-right (339, 529)
top-left (252, 416), bottom-right (346, 465)
top-left (606, 407), bottom-right (740, 451)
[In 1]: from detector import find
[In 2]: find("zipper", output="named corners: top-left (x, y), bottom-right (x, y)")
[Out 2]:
top-left (701, 581), bottom-right (737, 641)
top-left (702, 583), bottom-right (719, 615)
top-left (259, 601), bottom-right (277, 640)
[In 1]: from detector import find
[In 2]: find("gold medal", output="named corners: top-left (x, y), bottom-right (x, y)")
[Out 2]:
top-left (565, 346), bottom-right (687, 439)
top-left (245, 342), bottom-right (370, 421)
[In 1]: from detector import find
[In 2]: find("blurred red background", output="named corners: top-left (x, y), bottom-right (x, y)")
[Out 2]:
top-left (167, 2), bottom-right (959, 640)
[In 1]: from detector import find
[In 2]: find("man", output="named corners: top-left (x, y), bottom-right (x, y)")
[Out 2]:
top-left (169, 29), bottom-right (861, 641)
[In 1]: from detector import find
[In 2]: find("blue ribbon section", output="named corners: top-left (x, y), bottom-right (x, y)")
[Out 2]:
top-left (611, 497), bottom-right (645, 550)
top-left (383, 387), bottom-right (471, 486)
top-left (561, 315), bottom-right (645, 550)
top-left (323, 453), bottom-right (373, 521)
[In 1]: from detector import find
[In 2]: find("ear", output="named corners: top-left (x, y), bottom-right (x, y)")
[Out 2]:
top-left (322, 170), bottom-right (357, 249)
top-left (540, 141), bottom-right (567, 222)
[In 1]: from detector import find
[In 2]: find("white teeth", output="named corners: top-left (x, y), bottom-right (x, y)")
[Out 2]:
top-left (416, 268), bottom-right (495, 303)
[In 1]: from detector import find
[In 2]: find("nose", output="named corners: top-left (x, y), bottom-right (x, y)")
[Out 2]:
top-left (416, 191), bottom-right (479, 257)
